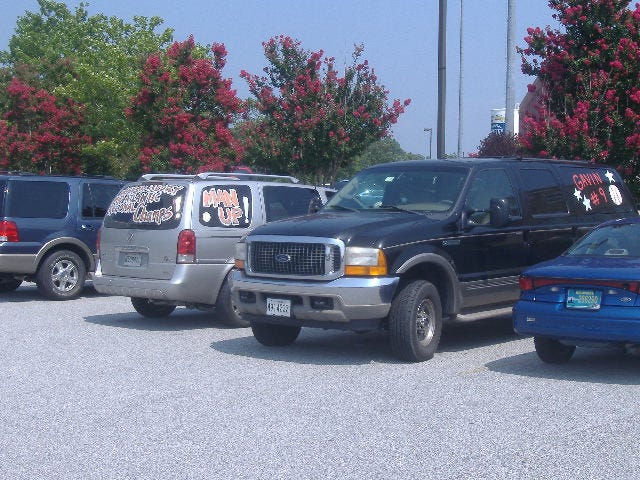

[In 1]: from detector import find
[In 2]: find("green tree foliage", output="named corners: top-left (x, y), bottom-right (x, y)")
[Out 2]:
top-left (0, 0), bottom-right (174, 175)
top-left (337, 137), bottom-right (423, 179)
top-left (126, 37), bottom-right (243, 175)
top-left (239, 36), bottom-right (410, 185)
top-left (519, 0), bottom-right (640, 192)
top-left (476, 131), bottom-right (521, 157)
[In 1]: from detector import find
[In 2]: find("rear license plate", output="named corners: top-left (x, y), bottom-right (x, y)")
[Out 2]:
top-left (267, 298), bottom-right (291, 317)
top-left (566, 288), bottom-right (602, 310)
top-left (122, 252), bottom-right (142, 267)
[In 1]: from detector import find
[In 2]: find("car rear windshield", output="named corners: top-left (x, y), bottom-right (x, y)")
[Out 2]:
top-left (567, 222), bottom-right (640, 257)
top-left (104, 183), bottom-right (185, 230)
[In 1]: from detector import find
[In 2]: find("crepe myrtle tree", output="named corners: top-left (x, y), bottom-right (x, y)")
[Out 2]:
top-left (126, 36), bottom-right (243, 174)
top-left (0, 77), bottom-right (90, 174)
top-left (239, 36), bottom-right (410, 185)
top-left (519, 0), bottom-right (640, 193)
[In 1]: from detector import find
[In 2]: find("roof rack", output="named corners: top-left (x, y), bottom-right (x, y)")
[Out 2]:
top-left (196, 172), bottom-right (299, 183)
top-left (139, 172), bottom-right (300, 183)
top-left (139, 173), bottom-right (199, 181)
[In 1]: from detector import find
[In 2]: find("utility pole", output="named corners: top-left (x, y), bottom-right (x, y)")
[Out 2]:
top-left (437, 0), bottom-right (447, 158)
top-left (505, 0), bottom-right (516, 135)
top-left (457, 0), bottom-right (464, 158)
top-left (424, 128), bottom-right (433, 159)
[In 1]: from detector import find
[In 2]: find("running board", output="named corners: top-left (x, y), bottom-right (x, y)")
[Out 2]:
top-left (450, 306), bottom-right (513, 322)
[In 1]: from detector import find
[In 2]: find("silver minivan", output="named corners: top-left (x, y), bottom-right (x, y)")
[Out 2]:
top-left (92, 172), bottom-right (333, 326)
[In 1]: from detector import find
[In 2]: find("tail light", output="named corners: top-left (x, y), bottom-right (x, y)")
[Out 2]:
top-left (519, 275), bottom-right (640, 293)
top-left (0, 220), bottom-right (19, 242)
top-left (177, 229), bottom-right (196, 264)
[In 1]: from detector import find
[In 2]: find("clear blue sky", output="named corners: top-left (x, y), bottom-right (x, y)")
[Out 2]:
top-left (0, 0), bottom-right (559, 157)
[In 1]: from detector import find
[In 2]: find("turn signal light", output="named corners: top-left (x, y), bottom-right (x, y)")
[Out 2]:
top-left (344, 248), bottom-right (387, 276)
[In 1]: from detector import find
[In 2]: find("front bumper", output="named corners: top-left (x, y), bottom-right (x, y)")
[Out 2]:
top-left (230, 269), bottom-right (399, 331)
top-left (513, 300), bottom-right (640, 344)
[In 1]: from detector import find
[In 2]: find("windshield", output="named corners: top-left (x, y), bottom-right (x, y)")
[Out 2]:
top-left (324, 166), bottom-right (469, 213)
top-left (567, 223), bottom-right (640, 257)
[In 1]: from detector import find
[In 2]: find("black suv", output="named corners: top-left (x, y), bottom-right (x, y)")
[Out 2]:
top-left (0, 173), bottom-right (126, 299)
top-left (232, 158), bottom-right (638, 362)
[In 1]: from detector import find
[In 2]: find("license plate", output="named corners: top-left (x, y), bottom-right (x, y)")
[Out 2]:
top-left (267, 298), bottom-right (291, 317)
top-left (566, 288), bottom-right (602, 310)
top-left (122, 252), bottom-right (142, 267)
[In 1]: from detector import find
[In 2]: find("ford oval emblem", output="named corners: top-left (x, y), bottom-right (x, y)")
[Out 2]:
top-left (274, 253), bottom-right (292, 263)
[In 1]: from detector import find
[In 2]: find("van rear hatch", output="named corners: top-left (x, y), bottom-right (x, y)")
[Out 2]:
top-left (99, 182), bottom-right (188, 280)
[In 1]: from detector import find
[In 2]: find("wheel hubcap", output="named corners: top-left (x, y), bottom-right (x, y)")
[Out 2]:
top-left (416, 298), bottom-right (435, 345)
top-left (51, 259), bottom-right (78, 292)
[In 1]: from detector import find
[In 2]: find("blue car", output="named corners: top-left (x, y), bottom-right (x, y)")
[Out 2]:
top-left (513, 217), bottom-right (640, 363)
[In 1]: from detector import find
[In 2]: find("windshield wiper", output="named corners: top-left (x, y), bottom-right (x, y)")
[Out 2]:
top-left (378, 204), bottom-right (425, 215)
top-left (327, 204), bottom-right (359, 212)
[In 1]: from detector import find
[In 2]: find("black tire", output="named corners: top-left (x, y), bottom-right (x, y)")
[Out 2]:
top-left (0, 276), bottom-right (22, 293)
top-left (216, 278), bottom-right (249, 328)
top-left (534, 336), bottom-right (576, 364)
top-left (36, 250), bottom-right (86, 300)
top-left (131, 297), bottom-right (177, 318)
top-left (251, 322), bottom-right (301, 346)
top-left (389, 280), bottom-right (443, 362)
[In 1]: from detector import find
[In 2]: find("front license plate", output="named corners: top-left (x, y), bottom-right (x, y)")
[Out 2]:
top-left (122, 252), bottom-right (142, 267)
top-left (566, 288), bottom-right (602, 310)
top-left (267, 298), bottom-right (291, 317)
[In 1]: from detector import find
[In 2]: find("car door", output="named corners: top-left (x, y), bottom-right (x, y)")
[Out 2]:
top-left (454, 167), bottom-right (525, 309)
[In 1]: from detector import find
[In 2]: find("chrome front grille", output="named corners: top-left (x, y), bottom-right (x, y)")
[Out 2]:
top-left (247, 237), bottom-right (343, 279)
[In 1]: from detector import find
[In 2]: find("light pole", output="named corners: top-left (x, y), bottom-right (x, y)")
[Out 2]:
top-left (424, 128), bottom-right (433, 159)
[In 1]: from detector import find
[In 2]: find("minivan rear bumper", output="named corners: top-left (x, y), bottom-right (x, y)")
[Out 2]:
top-left (92, 261), bottom-right (231, 305)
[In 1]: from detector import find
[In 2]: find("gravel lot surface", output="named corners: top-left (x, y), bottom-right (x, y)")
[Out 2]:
top-left (1, 284), bottom-right (639, 479)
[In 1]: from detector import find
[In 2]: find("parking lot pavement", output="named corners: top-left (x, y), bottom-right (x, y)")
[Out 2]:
top-left (1, 284), bottom-right (640, 479)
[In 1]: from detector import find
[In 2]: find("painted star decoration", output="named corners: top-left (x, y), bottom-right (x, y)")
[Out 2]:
top-left (582, 196), bottom-right (592, 211)
top-left (573, 188), bottom-right (582, 201)
top-left (605, 170), bottom-right (615, 183)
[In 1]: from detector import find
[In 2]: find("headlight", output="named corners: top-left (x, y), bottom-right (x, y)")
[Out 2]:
top-left (344, 247), bottom-right (387, 276)
top-left (234, 241), bottom-right (247, 269)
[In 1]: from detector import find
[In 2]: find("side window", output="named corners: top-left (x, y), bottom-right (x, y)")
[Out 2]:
top-left (556, 166), bottom-right (635, 215)
top-left (264, 186), bottom-right (320, 222)
top-left (520, 169), bottom-right (568, 216)
top-left (7, 180), bottom-right (69, 219)
top-left (199, 184), bottom-right (252, 228)
top-left (82, 183), bottom-right (124, 218)
top-left (465, 169), bottom-right (520, 219)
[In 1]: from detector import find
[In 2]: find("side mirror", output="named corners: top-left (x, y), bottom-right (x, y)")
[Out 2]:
top-left (308, 197), bottom-right (323, 214)
top-left (489, 197), bottom-right (510, 228)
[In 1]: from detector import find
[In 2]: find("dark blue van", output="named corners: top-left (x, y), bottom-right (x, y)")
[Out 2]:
top-left (0, 173), bottom-right (126, 299)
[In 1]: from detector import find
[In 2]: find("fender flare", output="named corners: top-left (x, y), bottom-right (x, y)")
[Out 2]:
top-left (394, 252), bottom-right (463, 315)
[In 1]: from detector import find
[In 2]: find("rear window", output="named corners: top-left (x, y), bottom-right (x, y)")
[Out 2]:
top-left (199, 184), bottom-right (252, 228)
top-left (104, 183), bottom-right (185, 230)
top-left (6, 180), bottom-right (69, 219)
top-left (557, 166), bottom-right (635, 215)
top-left (82, 182), bottom-right (124, 219)
top-left (0, 180), bottom-right (6, 214)
top-left (263, 186), bottom-right (320, 222)
top-left (519, 168), bottom-right (568, 216)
